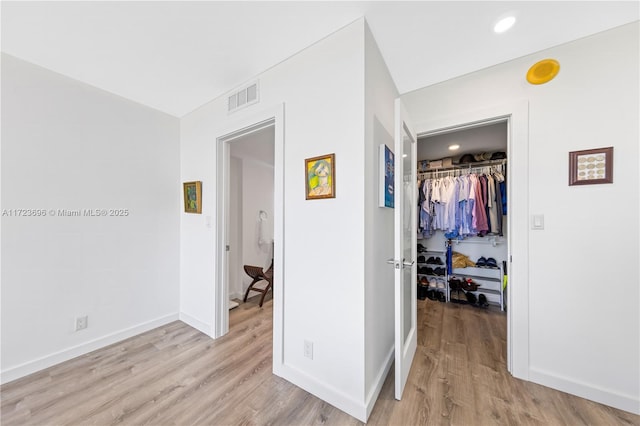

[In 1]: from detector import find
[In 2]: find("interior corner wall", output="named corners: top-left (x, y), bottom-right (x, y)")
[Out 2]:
top-left (1, 54), bottom-right (181, 383)
top-left (363, 23), bottom-right (397, 417)
top-left (180, 19), bottom-right (368, 420)
top-left (178, 93), bottom-right (219, 336)
top-left (401, 22), bottom-right (640, 414)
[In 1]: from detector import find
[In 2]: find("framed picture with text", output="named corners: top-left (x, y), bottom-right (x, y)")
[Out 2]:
top-left (569, 147), bottom-right (613, 186)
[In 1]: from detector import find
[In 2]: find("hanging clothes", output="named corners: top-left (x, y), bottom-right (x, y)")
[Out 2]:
top-left (417, 179), bottom-right (433, 238)
top-left (487, 174), bottom-right (499, 234)
top-left (474, 174), bottom-right (489, 235)
top-left (417, 162), bottom-right (507, 240)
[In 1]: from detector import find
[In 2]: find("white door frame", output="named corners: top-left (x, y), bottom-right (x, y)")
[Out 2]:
top-left (414, 100), bottom-right (530, 379)
top-left (214, 104), bottom-right (285, 372)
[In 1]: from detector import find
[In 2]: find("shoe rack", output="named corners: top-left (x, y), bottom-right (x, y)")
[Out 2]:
top-left (449, 263), bottom-right (504, 310)
top-left (416, 242), bottom-right (448, 302)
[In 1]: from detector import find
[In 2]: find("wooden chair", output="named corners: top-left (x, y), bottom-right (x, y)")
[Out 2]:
top-left (242, 259), bottom-right (273, 307)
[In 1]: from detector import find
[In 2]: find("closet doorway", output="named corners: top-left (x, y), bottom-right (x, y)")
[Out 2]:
top-left (411, 101), bottom-right (529, 378)
top-left (416, 119), bottom-right (511, 369)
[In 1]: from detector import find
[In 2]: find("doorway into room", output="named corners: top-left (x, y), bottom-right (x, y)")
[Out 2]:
top-left (415, 120), bottom-right (509, 368)
top-left (214, 105), bottom-right (285, 372)
top-left (412, 100), bottom-right (530, 378)
top-left (227, 126), bottom-right (275, 320)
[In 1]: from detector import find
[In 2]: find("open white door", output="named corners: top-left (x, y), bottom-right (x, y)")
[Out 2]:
top-left (393, 99), bottom-right (418, 400)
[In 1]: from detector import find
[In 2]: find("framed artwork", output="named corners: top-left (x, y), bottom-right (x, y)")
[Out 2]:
top-left (378, 144), bottom-right (394, 208)
top-left (305, 153), bottom-right (335, 200)
top-left (183, 181), bottom-right (202, 213)
top-left (569, 147), bottom-right (613, 186)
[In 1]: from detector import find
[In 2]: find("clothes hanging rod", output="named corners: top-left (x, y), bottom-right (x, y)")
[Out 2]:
top-left (418, 158), bottom-right (506, 175)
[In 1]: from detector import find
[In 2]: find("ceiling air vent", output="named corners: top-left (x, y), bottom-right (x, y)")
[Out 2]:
top-left (227, 81), bottom-right (259, 113)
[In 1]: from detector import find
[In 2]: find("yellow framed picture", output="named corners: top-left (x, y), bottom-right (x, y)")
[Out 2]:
top-left (305, 153), bottom-right (335, 200)
top-left (183, 181), bottom-right (202, 213)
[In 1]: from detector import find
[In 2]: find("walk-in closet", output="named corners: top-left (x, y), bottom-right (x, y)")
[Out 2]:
top-left (416, 121), bottom-right (508, 311)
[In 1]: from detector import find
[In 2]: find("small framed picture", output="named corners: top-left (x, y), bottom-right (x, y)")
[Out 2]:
top-left (569, 147), bottom-right (613, 186)
top-left (305, 153), bottom-right (335, 200)
top-left (183, 181), bottom-right (202, 213)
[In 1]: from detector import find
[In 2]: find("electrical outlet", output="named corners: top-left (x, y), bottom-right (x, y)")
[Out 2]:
top-left (304, 340), bottom-right (313, 359)
top-left (75, 315), bottom-right (88, 331)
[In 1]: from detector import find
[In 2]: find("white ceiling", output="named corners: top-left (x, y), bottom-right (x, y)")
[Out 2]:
top-left (2, 1), bottom-right (638, 117)
top-left (418, 121), bottom-right (507, 162)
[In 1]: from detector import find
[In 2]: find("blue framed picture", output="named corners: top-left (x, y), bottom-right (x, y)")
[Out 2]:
top-left (379, 144), bottom-right (394, 208)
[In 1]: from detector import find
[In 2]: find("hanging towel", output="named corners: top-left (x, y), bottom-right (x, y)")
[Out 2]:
top-left (258, 211), bottom-right (268, 246)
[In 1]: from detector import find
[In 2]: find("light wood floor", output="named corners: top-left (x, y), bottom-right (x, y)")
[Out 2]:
top-left (2, 297), bottom-right (638, 425)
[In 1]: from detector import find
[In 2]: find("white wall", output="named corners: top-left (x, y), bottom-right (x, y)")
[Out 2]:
top-left (239, 158), bottom-right (274, 297)
top-left (180, 20), bottom-right (369, 419)
top-left (1, 54), bottom-right (180, 383)
top-left (363, 23), bottom-right (397, 417)
top-left (402, 22), bottom-right (640, 414)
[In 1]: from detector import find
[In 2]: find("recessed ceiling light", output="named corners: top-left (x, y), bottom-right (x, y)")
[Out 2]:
top-left (449, 144), bottom-right (460, 151)
top-left (494, 16), bottom-right (516, 33)
top-left (402, 154), bottom-right (408, 158)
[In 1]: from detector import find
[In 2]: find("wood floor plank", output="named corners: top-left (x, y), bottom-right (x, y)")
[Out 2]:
top-left (2, 296), bottom-right (639, 426)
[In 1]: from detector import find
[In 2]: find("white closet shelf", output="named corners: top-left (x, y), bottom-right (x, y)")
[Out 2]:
top-left (418, 158), bottom-right (506, 177)
top-left (449, 237), bottom-right (504, 247)
top-left (450, 273), bottom-right (501, 283)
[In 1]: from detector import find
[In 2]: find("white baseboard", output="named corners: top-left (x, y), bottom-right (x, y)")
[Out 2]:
top-left (229, 291), bottom-right (243, 301)
top-left (1, 313), bottom-right (179, 385)
top-left (365, 345), bottom-right (394, 419)
top-left (529, 367), bottom-right (640, 415)
top-left (276, 363), bottom-right (368, 422)
top-left (179, 312), bottom-right (214, 337)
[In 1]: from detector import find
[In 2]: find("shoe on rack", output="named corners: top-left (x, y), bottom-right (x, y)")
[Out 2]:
top-left (437, 291), bottom-right (446, 302)
top-left (434, 257), bottom-right (444, 265)
top-left (476, 257), bottom-right (487, 267)
top-left (465, 291), bottom-right (477, 305)
top-left (450, 289), bottom-right (465, 304)
top-left (417, 243), bottom-right (428, 252)
top-left (486, 257), bottom-right (498, 268)
top-left (449, 278), bottom-right (462, 290)
top-left (426, 256), bottom-right (436, 264)
top-left (463, 278), bottom-right (480, 292)
top-left (478, 293), bottom-right (489, 308)
top-left (417, 255), bottom-right (426, 264)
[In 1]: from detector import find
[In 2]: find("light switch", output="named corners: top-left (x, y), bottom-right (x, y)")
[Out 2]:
top-left (532, 214), bottom-right (544, 230)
